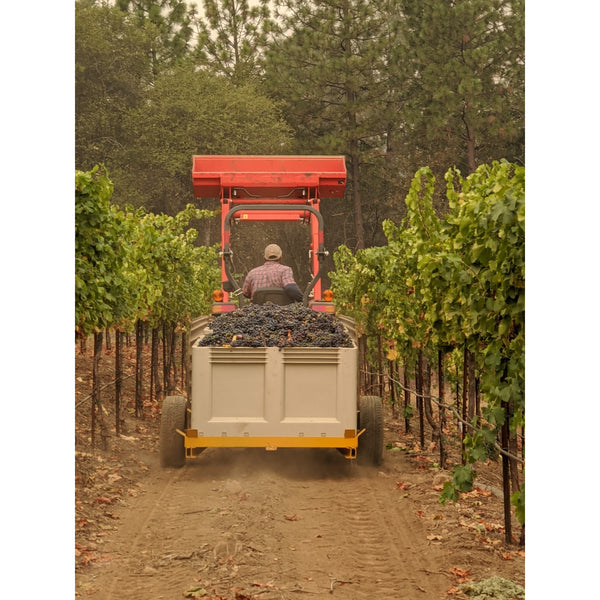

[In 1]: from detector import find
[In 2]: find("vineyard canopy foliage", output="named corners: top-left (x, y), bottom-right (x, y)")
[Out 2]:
top-left (75, 166), bottom-right (220, 338)
top-left (330, 161), bottom-right (524, 517)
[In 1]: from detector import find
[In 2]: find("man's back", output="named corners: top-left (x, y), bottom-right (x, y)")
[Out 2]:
top-left (243, 262), bottom-right (296, 298)
top-left (242, 244), bottom-right (303, 302)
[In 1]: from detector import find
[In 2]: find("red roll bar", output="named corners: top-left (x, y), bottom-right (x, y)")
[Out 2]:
top-left (191, 155), bottom-right (347, 305)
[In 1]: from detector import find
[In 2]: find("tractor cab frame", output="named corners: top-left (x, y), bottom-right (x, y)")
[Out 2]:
top-left (191, 155), bottom-right (347, 313)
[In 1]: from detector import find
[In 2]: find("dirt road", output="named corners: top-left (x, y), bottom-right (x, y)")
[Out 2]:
top-left (75, 433), bottom-right (523, 599)
top-left (75, 342), bottom-right (524, 599)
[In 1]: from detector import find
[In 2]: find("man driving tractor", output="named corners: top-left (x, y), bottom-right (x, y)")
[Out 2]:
top-left (242, 243), bottom-right (303, 303)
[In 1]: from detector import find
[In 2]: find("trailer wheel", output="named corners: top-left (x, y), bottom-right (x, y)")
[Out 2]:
top-left (160, 395), bottom-right (187, 468)
top-left (357, 395), bottom-right (384, 466)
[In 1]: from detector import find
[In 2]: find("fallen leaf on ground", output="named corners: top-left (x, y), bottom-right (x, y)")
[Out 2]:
top-left (415, 455), bottom-right (431, 463)
top-left (462, 487), bottom-right (492, 498)
top-left (449, 567), bottom-right (472, 584)
top-left (94, 497), bottom-right (113, 505)
top-left (252, 581), bottom-right (276, 589)
top-left (481, 520), bottom-right (503, 532)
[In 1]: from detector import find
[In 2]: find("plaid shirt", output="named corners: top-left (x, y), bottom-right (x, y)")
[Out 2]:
top-left (242, 261), bottom-right (296, 299)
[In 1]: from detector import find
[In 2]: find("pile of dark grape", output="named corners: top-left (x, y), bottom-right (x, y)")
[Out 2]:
top-left (198, 303), bottom-right (353, 348)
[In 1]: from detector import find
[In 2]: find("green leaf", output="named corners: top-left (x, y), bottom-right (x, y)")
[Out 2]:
top-left (452, 464), bottom-right (475, 492)
top-left (482, 405), bottom-right (506, 427)
top-left (439, 481), bottom-right (459, 505)
top-left (510, 486), bottom-right (525, 525)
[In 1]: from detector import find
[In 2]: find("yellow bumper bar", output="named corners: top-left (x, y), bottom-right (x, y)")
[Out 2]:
top-left (177, 428), bottom-right (364, 459)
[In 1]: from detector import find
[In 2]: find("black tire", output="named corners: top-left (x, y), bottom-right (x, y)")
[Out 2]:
top-left (160, 395), bottom-right (187, 468)
top-left (357, 395), bottom-right (384, 466)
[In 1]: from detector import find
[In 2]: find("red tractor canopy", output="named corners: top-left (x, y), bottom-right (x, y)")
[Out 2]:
top-left (191, 155), bottom-right (347, 310)
top-left (192, 155), bottom-right (346, 200)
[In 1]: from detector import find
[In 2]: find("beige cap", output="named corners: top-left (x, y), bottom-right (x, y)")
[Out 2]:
top-left (264, 243), bottom-right (282, 261)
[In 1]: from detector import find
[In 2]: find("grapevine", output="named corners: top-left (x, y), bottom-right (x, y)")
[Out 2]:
top-left (330, 161), bottom-right (525, 543)
top-left (75, 167), bottom-right (220, 438)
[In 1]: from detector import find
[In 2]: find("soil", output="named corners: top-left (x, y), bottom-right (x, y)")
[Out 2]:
top-left (75, 340), bottom-right (525, 599)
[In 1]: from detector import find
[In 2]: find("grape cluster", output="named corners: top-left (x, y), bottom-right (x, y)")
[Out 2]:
top-left (198, 303), bottom-right (353, 348)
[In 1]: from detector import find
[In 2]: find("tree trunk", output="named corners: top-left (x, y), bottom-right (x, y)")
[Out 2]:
top-left (92, 331), bottom-right (108, 449)
top-left (501, 399), bottom-right (513, 545)
top-left (466, 349), bottom-right (476, 423)
top-left (461, 345), bottom-right (468, 464)
top-left (421, 352), bottom-right (438, 440)
top-left (151, 327), bottom-right (162, 401)
top-left (350, 146), bottom-right (365, 249)
top-left (163, 322), bottom-right (176, 396)
top-left (115, 329), bottom-right (122, 436)
top-left (358, 335), bottom-right (367, 396)
top-left (79, 332), bottom-right (87, 355)
top-left (135, 320), bottom-right (144, 418)
top-left (518, 422), bottom-right (525, 547)
top-left (416, 354), bottom-right (425, 449)
top-left (455, 380), bottom-right (460, 430)
top-left (508, 400), bottom-right (522, 496)
top-left (463, 110), bottom-right (476, 174)
top-left (438, 350), bottom-right (447, 469)
top-left (170, 327), bottom-right (177, 391)
top-left (91, 332), bottom-right (99, 445)
top-left (403, 358), bottom-right (411, 433)
top-left (389, 359), bottom-right (397, 419)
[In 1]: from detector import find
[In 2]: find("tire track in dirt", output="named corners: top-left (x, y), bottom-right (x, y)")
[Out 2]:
top-left (289, 471), bottom-right (451, 598)
top-left (99, 464), bottom-right (192, 600)
top-left (78, 448), bottom-right (453, 599)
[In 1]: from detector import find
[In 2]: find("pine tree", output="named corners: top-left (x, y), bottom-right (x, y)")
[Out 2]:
top-left (76, 0), bottom-right (155, 170)
top-left (265, 0), bottom-right (399, 249)
top-left (400, 0), bottom-right (524, 175)
top-left (116, 0), bottom-right (196, 75)
top-left (193, 0), bottom-right (273, 84)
